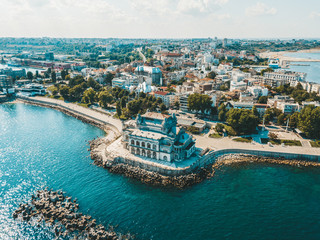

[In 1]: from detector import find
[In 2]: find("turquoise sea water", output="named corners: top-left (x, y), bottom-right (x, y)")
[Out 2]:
top-left (285, 51), bottom-right (320, 83)
top-left (2, 103), bottom-right (320, 239)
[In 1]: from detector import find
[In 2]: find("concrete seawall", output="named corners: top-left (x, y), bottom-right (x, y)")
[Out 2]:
top-left (109, 148), bottom-right (320, 177)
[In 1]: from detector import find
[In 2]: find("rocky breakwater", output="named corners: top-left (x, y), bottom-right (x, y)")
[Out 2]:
top-left (89, 138), bottom-right (212, 188)
top-left (213, 153), bottom-right (320, 168)
top-left (13, 188), bottom-right (133, 239)
top-left (108, 163), bottom-right (212, 189)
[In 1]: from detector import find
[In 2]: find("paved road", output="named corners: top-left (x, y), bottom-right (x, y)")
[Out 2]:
top-left (137, 48), bottom-right (147, 62)
top-left (194, 134), bottom-right (320, 156)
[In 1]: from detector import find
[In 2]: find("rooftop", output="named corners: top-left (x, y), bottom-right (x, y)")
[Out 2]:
top-left (130, 129), bottom-right (166, 140)
top-left (142, 112), bottom-right (169, 120)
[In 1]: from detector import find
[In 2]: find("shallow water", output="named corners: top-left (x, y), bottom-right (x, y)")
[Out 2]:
top-left (285, 51), bottom-right (320, 83)
top-left (2, 103), bottom-right (320, 239)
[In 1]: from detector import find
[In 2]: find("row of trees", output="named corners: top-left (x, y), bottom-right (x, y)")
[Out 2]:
top-left (26, 68), bottom-right (69, 83)
top-left (187, 93), bottom-right (213, 114)
top-left (273, 83), bottom-right (320, 103)
top-left (289, 105), bottom-right (320, 139)
top-left (51, 75), bottom-right (167, 120)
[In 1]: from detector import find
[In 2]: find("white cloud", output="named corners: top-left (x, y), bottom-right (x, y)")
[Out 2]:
top-left (131, 0), bottom-right (229, 17)
top-left (310, 11), bottom-right (320, 18)
top-left (246, 2), bottom-right (277, 17)
top-left (130, 0), bottom-right (176, 16)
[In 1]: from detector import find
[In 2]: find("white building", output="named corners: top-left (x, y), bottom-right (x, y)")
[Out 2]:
top-left (247, 86), bottom-right (269, 98)
top-left (153, 91), bottom-right (178, 107)
top-left (123, 112), bottom-right (196, 162)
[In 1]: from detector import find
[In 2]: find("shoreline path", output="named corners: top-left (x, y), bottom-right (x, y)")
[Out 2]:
top-left (16, 96), bottom-right (320, 166)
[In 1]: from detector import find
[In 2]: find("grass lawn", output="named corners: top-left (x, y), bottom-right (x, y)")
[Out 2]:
top-left (77, 103), bottom-right (89, 108)
top-left (233, 137), bottom-right (252, 143)
top-left (310, 141), bottom-right (320, 148)
top-left (270, 139), bottom-right (302, 146)
top-left (209, 133), bottom-right (222, 138)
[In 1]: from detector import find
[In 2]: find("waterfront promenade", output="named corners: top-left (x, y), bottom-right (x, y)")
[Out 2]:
top-left (15, 96), bottom-right (320, 175)
top-left (194, 134), bottom-right (320, 156)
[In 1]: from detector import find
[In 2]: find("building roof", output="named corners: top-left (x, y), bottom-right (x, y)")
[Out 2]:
top-left (130, 129), bottom-right (166, 140)
top-left (142, 112), bottom-right (169, 120)
top-left (154, 91), bottom-right (169, 96)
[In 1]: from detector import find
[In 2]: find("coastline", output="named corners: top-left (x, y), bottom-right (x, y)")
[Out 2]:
top-left (11, 97), bottom-right (320, 189)
top-left (90, 135), bottom-right (320, 188)
top-left (259, 48), bottom-right (320, 62)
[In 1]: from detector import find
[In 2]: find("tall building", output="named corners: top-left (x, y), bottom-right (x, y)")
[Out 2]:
top-left (135, 66), bottom-right (162, 85)
top-left (45, 52), bottom-right (54, 61)
top-left (0, 75), bottom-right (14, 93)
top-left (123, 112), bottom-right (196, 162)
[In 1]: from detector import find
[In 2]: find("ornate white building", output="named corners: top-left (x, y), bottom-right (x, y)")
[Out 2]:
top-left (123, 112), bottom-right (196, 162)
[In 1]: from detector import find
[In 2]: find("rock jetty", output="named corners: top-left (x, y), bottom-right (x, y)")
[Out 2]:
top-left (108, 164), bottom-right (211, 188)
top-left (214, 153), bottom-right (320, 168)
top-left (13, 188), bottom-right (133, 239)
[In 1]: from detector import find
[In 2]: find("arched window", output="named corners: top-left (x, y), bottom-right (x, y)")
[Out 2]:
top-left (136, 141), bottom-right (140, 146)
top-left (163, 156), bottom-right (168, 161)
top-left (147, 143), bottom-right (151, 149)
top-left (153, 152), bottom-right (157, 159)
top-left (153, 144), bottom-right (157, 150)
top-left (147, 151), bottom-right (151, 158)
top-left (136, 149), bottom-right (140, 155)
top-left (142, 149), bottom-right (146, 156)
top-left (131, 140), bottom-right (135, 145)
top-left (142, 142), bottom-right (145, 148)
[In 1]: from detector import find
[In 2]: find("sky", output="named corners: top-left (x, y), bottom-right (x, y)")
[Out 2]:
top-left (0, 0), bottom-right (319, 38)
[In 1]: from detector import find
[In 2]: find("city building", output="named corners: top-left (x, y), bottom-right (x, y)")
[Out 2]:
top-left (122, 112), bottom-right (196, 162)
top-left (153, 91), bottom-right (177, 107)
top-left (135, 66), bottom-right (162, 85)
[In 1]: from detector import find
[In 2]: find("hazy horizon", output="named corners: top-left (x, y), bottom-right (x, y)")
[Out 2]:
top-left (0, 0), bottom-right (319, 39)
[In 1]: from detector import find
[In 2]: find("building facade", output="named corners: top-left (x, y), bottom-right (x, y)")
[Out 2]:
top-left (123, 112), bottom-right (196, 162)
top-left (135, 66), bottom-right (162, 85)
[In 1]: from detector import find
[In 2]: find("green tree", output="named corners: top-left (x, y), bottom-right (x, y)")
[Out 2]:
top-left (207, 71), bottom-right (216, 79)
top-left (159, 103), bottom-right (167, 113)
top-left (27, 71), bottom-right (33, 80)
top-left (218, 103), bottom-right (227, 121)
top-left (252, 105), bottom-right (259, 117)
top-left (120, 96), bottom-right (127, 108)
top-left (104, 72), bottom-right (114, 85)
top-left (187, 93), bottom-right (212, 114)
top-left (51, 71), bottom-right (56, 83)
top-left (98, 91), bottom-right (113, 108)
top-left (61, 70), bottom-right (67, 80)
top-left (69, 85), bottom-right (83, 101)
top-left (289, 112), bottom-right (299, 128)
top-left (82, 88), bottom-right (96, 104)
top-left (258, 96), bottom-right (268, 104)
top-left (116, 101), bottom-right (122, 117)
top-left (59, 85), bottom-right (70, 100)
top-left (260, 67), bottom-right (274, 76)
top-left (277, 113), bottom-right (286, 125)
top-left (298, 105), bottom-right (320, 139)
top-left (215, 123), bottom-right (224, 133)
top-left (226, 108), bottom-right (259, 135)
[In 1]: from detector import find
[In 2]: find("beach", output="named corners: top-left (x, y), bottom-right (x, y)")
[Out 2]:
top-left (259, 48), bottom-right (320, 62)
